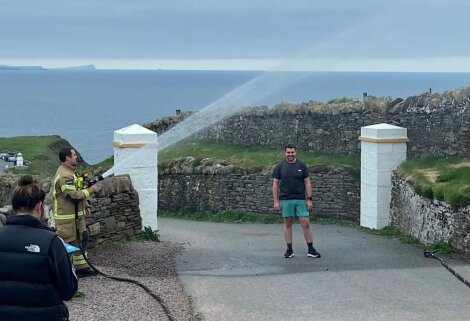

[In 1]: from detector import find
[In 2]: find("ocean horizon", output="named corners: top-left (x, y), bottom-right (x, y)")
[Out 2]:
top-left (1, 69), bottom-right (469, 164)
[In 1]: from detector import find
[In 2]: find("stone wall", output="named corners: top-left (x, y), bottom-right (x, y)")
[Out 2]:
top-left (87, 175), bottom-right (142, 247)
top-left (158, 163), bottom-right (360, 220)
top-left (145, 87), bottom-right (470, 158)
top-left (390, 173), bottom-right (470, 256)
top-left (0, 172), bottom-right (17, 208)
top-left (0, 174), bottom-right (142, 247)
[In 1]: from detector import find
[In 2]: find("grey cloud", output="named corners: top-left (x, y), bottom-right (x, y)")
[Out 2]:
top-left (0, 0), bottom-right (469, 61)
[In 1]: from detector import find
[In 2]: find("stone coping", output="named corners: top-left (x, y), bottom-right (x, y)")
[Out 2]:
top-left (358, 136), bottom-right (409, 143)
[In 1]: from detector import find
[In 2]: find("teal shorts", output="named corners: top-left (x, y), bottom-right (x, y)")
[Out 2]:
top-left (280, 200), bottom-right (309, 218)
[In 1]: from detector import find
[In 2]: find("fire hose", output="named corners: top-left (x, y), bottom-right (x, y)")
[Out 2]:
top-left (73, 199), bottom-right (178, 321)
top-left (424, 249), bottom-right (470, 288)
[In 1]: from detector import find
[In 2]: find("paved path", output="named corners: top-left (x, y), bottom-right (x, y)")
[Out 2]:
top-left (0, 159), bottom-right (14, 171)
top-left (159, 218), bottom-right (470, 321)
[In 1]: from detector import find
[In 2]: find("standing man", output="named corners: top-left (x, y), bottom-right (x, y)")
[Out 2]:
top-left (272, 143), bottom-right (321, 259)
top-left (53, 147), bottom-right (98, 278)
top-left (0, 175), bottom-right (77, 321)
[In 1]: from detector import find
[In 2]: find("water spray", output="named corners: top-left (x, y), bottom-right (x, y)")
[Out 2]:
top-left (103, 9), bottom-right (391, 176)
top-left (96, 12), bottom-right (396, 320)
top-left (103, 70), bottom-right (310, 178)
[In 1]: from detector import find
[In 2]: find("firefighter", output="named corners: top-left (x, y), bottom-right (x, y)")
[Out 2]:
top-left (53, 147), bottom-right (99, 278)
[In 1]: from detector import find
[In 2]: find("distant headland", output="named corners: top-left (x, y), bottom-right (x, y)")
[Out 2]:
top-left (0, 64), bottom-right (96, 70)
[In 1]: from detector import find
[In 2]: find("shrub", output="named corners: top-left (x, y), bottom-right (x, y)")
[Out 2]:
top-left (141, 226), bottom-right (160, 242)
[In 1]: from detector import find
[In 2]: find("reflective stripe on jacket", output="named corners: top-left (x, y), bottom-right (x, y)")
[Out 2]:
top-left (53, 164), bottom-right (93, 223)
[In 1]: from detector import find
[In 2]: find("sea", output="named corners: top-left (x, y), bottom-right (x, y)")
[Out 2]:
top-left (0, 69), bottom-right (469, 164)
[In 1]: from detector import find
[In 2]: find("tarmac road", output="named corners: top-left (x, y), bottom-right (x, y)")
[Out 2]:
top-left (159, 218), bottom-right (470, 321)
top-left (0, 159), bottom-right (14, 171)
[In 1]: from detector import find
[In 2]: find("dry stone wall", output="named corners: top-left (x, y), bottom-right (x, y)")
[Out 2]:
top-left (0, 174), bottom-right (142, 247)
top-left (390, 174), bottom-right (470, 256)
top-left (86, 175), bottom-right (142, 247)
top-left (158, 163), bottom-right (360, 220)
top-left (145, 88), bottom-right (470, 158)
top-left (0, 172), bottom-right (17, 209)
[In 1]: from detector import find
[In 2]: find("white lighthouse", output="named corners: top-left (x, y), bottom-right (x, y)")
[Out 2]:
top-left (15, 153), bottom-right (24, 167)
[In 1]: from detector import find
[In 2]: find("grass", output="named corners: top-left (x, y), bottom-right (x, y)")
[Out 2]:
top-left (159, 209), bottom-right (285, 223)
top-left (158, 140), bottom-right (360, 177)
top-left (327, 97), bottom-right (356, 104)
top-left (426, 241), bottom-right (454, 254)
top-left (361, 226), bottom-right (455, 254)
top-left (360, 226), bottom-right (422, 246)
top-left (90, 155), bottom-right (114, 174)
top-left (159, 209), bottom-right (361, 227)
top-left (398, 156), bottom-right (470, 207)
top-left (0, 135), bottom-right (89, 178)
top-left (113, 226), bottom-right (161, 243)
top-left (0, 136), bottom-right (63, 177)
top-left (73, 291), bottom-right (86, 299)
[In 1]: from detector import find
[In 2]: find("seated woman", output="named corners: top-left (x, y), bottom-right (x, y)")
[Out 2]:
top-left (0, 175), bottom-right (78, 321)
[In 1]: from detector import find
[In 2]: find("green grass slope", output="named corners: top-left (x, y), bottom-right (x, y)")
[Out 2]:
top-left (398, 156), bottom-right (470, 207)
top-left (0, 135), bottom-right (88, 178)
top-left (158, 140), bottom-right (360, 176)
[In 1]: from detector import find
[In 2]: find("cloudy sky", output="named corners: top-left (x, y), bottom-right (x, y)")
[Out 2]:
top-left (1, 0), bottom-right (470, 71)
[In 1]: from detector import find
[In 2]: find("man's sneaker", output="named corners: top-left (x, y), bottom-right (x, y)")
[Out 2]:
top-left (284, 248), bottom-right (294, 258)
top-left (307, 247), bottom-right (321, 258)
top-left (76, 267), bottom-right (98, 278)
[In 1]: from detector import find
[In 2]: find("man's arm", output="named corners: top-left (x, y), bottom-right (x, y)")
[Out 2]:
top-left (273, 178), bottom-right (281, 211)
top-left (304, 177), bottom-right (312, 210)
top-left (49, 236), bottom-right (78, 301)
top-left (57, 176), bottom-right (96, 201)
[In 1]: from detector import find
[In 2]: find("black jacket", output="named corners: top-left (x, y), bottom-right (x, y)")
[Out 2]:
top-left (0, 214), bottom-right (78, 321)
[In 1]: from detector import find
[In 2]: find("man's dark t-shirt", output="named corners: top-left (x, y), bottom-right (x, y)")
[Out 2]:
top-left (273, 160), bottom-right (309, 200)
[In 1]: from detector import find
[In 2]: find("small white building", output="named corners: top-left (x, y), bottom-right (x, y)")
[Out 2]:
top-left (15, 153), bottom-right (24, 167)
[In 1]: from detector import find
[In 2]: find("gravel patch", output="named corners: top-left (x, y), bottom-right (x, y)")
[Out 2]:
top-left (67, 241), bottom-right (199, 321)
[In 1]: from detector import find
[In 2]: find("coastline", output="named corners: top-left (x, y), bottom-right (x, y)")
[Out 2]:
top-left (2, 70), bottom-right (470, 163)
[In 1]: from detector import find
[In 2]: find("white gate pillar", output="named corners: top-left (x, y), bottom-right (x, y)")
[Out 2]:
top-left (113, 124), bottom-right (158, 230)
top-left (359, 124), bottom-right (408, 229)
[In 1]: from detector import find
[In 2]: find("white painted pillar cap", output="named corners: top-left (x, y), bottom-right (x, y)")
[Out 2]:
top-left (114, 124), bottom-right (158, 146)
top-left (360, 123), bottom-right (408, 142)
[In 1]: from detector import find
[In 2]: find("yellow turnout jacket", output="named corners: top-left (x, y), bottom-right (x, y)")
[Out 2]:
top-left (53, 164), bottom-right (93, 242)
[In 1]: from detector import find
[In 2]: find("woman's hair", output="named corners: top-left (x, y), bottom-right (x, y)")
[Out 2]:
top-left (11, 175), bottom-right (46, 212)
